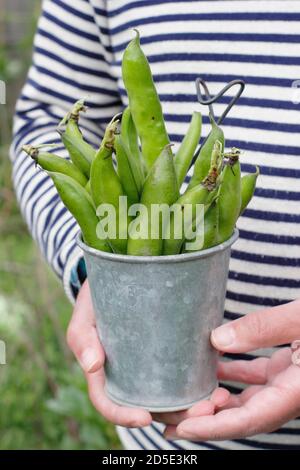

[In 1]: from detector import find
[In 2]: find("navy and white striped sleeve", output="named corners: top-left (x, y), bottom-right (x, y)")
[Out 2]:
top-left (10, 0), bottom-right (121, 302)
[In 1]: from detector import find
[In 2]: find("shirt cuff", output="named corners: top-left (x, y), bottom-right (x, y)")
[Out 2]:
top-left (62, 245), bottom-right (87, 304)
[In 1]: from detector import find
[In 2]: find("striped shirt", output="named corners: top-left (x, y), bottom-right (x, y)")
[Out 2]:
top-left (11, 0), bottom-right (300, 450)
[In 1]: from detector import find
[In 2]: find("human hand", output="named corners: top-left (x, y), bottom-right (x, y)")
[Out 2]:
top-left (160, 300), bottom-right (300, 441)
top-left (66, 279), bottom-right (152, 428)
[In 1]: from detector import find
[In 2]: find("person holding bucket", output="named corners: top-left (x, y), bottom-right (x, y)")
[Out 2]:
top-left (11, 0), bottom-right (300, 450)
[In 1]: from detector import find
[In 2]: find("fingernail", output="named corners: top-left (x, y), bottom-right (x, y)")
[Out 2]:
top-left (80, 348), bottom-right (101, 372)
top-left (211, 325), bottom-right (235, 349)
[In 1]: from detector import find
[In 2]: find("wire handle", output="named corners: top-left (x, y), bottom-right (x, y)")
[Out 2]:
top-left (195, 78), bottom-right (245, 125)
top-left (189, 78), bottom-right (245, 167)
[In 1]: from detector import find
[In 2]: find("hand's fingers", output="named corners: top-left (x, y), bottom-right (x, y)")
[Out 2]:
top-left (217, 385), bottom-right (264, 410)
top-left (163, 401), bottom-right (216, 436)
top-left (210, 387), bottom-right (231, 408)
top-left (153, 400), bottom-right (214, 426)
top-left (152, 411), bottom-right (189, 426)
top-left (86, 369), bottom-right (152, 428)
top-left (155, 387), bottom-right (230, 426)
top-left (267, 348), bottom-right (292, 381)
top-left (164, 384), bottom-right (276, 439)
top-left (187, 400), bottom-right (216, 417)
top-left (164, 425), bottom-right (177, 438)
top-left (67, 280), bottom-right (104, 373)
top-left (152, 410), bottom-right (191, 426)
top-left (175, 379), bottom-right (299, 441)
top-left (217, 357), bottom-right (269, 384)
top-left (211, 299), bottom-right (300, 353)
top-left (158, 388), bottom-right (230, 429)
top-left (205, 350), bottom-right (296, 414)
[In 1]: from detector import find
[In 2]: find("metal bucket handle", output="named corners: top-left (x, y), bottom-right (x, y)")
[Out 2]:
top-left (195, 78), bottom-right (245, 126)
top-left (190, 78), bottom-right (245, 167)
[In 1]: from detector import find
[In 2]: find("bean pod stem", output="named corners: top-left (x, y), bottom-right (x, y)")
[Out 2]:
top-left (22, 144), bottom-right (88, 187)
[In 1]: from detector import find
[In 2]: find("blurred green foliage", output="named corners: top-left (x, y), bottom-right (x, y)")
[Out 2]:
top-left (0, 1), bottom-right (120, 450)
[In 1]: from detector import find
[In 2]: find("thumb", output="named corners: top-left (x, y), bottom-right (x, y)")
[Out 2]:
top-left (211, 299), bottom-right (300, 353)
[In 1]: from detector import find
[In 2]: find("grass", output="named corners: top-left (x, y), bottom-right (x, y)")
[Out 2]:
top-left (0, 2), bottom-right (120, 450)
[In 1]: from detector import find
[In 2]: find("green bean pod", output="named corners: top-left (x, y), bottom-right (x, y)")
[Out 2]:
top-left (174, 111), bottom-right (202, 188)
top-left (218, 148), bottom-right (242, 244)
top-left (58, 100), bottom-right (96, 178)
top-left (201, 199), bottom-right (219, 250)
top-left (183, 199), bottom-right (219, 252)
top-left (122, 30), bottom-right (170, 169)
top-left (163, 141), bottom-right (222, 255)
top-left (85, 179), bottom-right (91, 195)
top-left (115, 134), bottom-right (140, 206)
top-left (188, 115), bottom-right (224, 190)
top-left (127, 144), bottom-right (179, 256)
top-left (49, 172), bottom-right (111, 252)
top-left (23, 145), bottom-right (88, 187)
top-left (240, 166), bottom-right (259, 215)
top-left (90, 118), bottom-right (128, 254)
top-left (120, 106), bottom-right (146, 189)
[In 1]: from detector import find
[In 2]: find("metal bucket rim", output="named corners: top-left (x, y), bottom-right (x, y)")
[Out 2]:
top-left (77, 229), bottom-right (238, 264)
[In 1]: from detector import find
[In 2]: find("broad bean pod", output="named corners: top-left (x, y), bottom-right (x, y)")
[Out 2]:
top-left (218, 148), bottom-right (241, 243)
top-left (122, 30), bottom-right (170, 169)
top-left (188, 115), bottom-right (224, 190)
top-left (174, 111), bottom-right (202, 188)
top-left (127, 144), bottom-right (179, 256)
top-left (163, 140), bottom-right (223, 255)
top-left (90, 118), bottom-right (129, 254)
top-left (58, 99), bottom-right (96, 178)
top-left (49, 171), bottom-right (111, 253)
top-left (22, 144), bottom-right (88, 187)
top-left (120, 107), bottom-right (146, 190)
top-left (240, 166), bottom-right (259, 215)
top-left (183, 199), bottom-right (219, 252)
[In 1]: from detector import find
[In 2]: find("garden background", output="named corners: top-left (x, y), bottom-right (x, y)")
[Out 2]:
top-left (0, 0), bottom-right (120, 450)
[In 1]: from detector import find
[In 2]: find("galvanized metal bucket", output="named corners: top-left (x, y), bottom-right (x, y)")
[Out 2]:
top-left (77, 230), bottom-right (238, 412)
